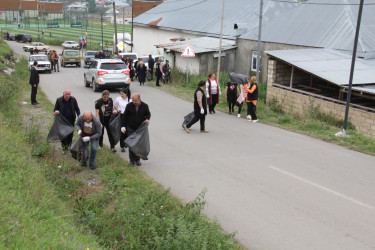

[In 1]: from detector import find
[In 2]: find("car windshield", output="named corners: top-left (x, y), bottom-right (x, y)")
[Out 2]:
top-left (30, 56), bottom-right (48, 61)
top-left (86, 52), bottom-right (97, 56)
top-left (100, 63), bottom-right (126, 70)
top-left (122, 54), bottom-right (137, 60)
top-left (65, 51), bottom-right (79, 56)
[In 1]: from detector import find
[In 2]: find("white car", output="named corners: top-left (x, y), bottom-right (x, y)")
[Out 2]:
top-left (84, 59), bottom-right (131, 92)
top-left (61, 41), bottom-right (80, 49)
top-left (23, 42), bottom-right (49, 52)
top-left (29, 55), bottom-right (52, 73)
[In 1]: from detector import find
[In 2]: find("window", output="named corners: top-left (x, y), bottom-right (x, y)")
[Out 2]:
top-left (251, 51), bottom-right (258, 71)
top-left (100, 63), bottom-right (126, 70)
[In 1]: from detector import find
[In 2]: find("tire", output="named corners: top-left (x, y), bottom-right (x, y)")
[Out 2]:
top-left (84, 75), bottom-right (90, 87)
top-left (77, 63), bottom-right (81, 68)
top-left (62, 61), bottom-right (65, 67)
top-left (93, 79), bottom-right (100, 92)
top-left (49, 70), bottom-right (52, 74)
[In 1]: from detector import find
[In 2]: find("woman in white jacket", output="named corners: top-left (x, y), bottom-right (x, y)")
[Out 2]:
top-left (206, 73), bottom-right (221, 114)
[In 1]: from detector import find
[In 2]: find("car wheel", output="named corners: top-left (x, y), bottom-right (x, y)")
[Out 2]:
top-left (84, 75), bottom-right (90, 87)
top-left (77, 63), bottom-right (81, 68)
top-left (49, 70), bottom-right (52, 74)
top-left (93, 79), bottom-right (100, 92)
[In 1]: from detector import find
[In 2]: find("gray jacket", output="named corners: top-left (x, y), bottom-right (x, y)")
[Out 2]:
top-left (76, 115), bottom-right (102, 140)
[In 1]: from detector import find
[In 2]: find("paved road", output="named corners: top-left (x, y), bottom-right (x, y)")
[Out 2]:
top-left (9, 41), bottom-right (375, 250)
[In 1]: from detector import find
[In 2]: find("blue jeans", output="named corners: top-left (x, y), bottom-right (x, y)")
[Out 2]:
top-left (83, 138), bottom-right (99, 165)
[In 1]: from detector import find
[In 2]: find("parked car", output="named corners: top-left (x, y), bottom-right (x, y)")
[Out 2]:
top-left (15, 34), bottom-right (32, 43)
top-left (28, 54), bottom-right (52, 73)
top-left (60, 50), bottom-right (81, 67)
top-left (61, 41), bottom-right (79, 49)
top-left (84, 59), bottom-right (131, 92)
top-left (4, 33), bottom-right (15, 40)
top-left (119, 52), bottom-right (138, 62)
top-left (84, 51), bottom-right (98, 65)
top-left (23, 42), bottom-right (49, 52)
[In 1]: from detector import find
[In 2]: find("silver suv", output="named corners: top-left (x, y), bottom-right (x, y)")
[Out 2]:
top-left (84, 59), bottom-right (131, 92)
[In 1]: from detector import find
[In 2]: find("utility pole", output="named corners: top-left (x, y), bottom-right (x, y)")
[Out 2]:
top-left (341, 0), bottom-right (365, 135)
top-left (256, 0), bottom-right (263, 83)
top-left (216, 0), bottom-right (225, 85)
top-left (131, 2), bottom-right (133, 52)
top-left (101, 14), bottom-right (104, 50)
top-left (122, 7), bottom-right (125, 51)
top-left (113, 1), bottom-right (118, 55)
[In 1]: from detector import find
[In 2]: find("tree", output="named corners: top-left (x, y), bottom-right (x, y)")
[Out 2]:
top-left (88, 0), bottom-right (96, 13)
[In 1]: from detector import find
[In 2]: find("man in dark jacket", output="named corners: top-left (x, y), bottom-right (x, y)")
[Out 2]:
top-left (29, 61), bottom-right (39, 105)
top-left (54, 89), bottom-right (81, 150)
top-left (121, 93), bottom-right (151, 166)
top-left (183, 81), bottom-right (208, 133)
top-left (148, 55), bottom-right (155, 80)
top-left (95, 90), bottom-right (116, 152)
top-left (76, 111), bottom-right (102, 170)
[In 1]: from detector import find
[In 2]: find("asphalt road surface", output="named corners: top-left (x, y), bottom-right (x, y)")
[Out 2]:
top-left (8, 41), bottom-right (375, 250)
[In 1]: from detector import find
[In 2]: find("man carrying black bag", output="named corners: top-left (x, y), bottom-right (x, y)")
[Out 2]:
top-left (121, 93), bottom-right (151, 167)
top-left (182, 81), bottom-right (208, 133)
top-left (54, 89), bottom-right (80, 151)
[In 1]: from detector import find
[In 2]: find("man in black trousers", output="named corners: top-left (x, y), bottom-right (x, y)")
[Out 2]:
top-left (183, 81), bottom-right (209, 133)
top-left (29, 61), bottom-right (39, 105)
top-left (54, 89), bottom-right (81, 151)
top-left (121, 93), bottom-right (151, 167)
top-left (148, 55), bottom-right (155, 80)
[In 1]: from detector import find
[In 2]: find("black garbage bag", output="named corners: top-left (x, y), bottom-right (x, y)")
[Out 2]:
top-left (146, 71), bottom-right (152, 81)
top-left (109, 113), bottom-right (121, 145)
top-left (47, 113), bottom-right (75, 142)
top-left (124, 123), bottom-right (150, 160)
top-left (229, 72), bottom-right (248, 85)
top-left (70, 137), bottom-right (89, 163)
top-left (182, 111), bottom-right (195, 127)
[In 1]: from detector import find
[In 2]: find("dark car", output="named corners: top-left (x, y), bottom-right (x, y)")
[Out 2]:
top-left (15, 34), bottom-right (32, 43)
top-left (4, 33), bottom-right (15, 40)
top-left (22, 34), bottom-right (32, 43)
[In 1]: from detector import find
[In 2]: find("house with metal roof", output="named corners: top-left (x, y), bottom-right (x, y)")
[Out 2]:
top-left (132, 0), bottom-right (299, 71)
top-left (236, 0), bottom-right (375, 82)
top-left (156, 37), bottom-right (237, 74)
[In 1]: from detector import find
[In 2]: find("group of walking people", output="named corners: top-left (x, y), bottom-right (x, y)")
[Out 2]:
top-left (183, 74), bottom-right (259, 133)
top-left (53, 88), bottom-right (151, 170)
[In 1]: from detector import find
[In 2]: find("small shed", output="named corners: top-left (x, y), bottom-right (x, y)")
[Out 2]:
top-left (156, 37), bottom-right (237, 75)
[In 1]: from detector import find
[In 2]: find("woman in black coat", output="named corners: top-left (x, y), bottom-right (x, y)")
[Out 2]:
top-left (137, 61), bottom-right (147, 86)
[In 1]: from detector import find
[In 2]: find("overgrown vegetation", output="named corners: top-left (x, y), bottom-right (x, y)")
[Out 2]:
top-left (0, 39), bottom-right (241, 249)
top-left (156, 69), bottom-right (375, 155)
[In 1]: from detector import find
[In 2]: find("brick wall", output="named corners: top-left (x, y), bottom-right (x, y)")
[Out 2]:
top-left (267, 59), bottom-right (375, 138)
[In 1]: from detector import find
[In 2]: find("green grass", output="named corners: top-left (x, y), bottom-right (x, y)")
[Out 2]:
top-left (0, 39), bottom-right (242, 249)
top-left (148, 69), bottom-right (375, 156)
top-left (1, 22), bottom-right (131, 50)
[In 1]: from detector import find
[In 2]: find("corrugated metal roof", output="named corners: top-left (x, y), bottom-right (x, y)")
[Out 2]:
top-left (133, 0), bottom-right (299, 38)
top-left (351, 85), bottom-right (375, 95)
top-left (156, 37), bottom-right (236, 54)
top-left (241, 0), bottom-right (375, 58)
top-left (266, 48), bottom-right (375, 86)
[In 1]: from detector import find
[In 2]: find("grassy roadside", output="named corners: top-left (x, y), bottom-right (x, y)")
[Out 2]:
top-left (147, 70), bottom-right (375, 156)
top-left (0, 39), bottom-right (242, 249)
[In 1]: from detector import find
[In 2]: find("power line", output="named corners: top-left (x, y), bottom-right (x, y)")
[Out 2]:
top-left (270, 0), bottom-right (375, 5)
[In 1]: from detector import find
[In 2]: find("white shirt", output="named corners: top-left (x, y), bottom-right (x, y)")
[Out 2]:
top-left (206, 79), bottom-right (220, 95)
top-left (114, 96), bottom-right (132, 114)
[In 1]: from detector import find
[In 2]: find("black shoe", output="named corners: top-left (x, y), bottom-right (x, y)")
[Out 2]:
top-left (111, 148), bottom-right (117, 153)
top-left (213, 110), bottom-right (216, 113)
top-left (229, 111), bottom-right (232, 115)
top-left (129, 161), bottom-right (135, 167)
top-left (135, 160), bottom-right (141, 166)
top-left (81, 162), bottom-right (87, 167)
top-left (209, 111), bottom-right (213, 114)
top-left (121, 147), bottom-right (125, 152)
top-left (90, 164), bottom-right (96, 170)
